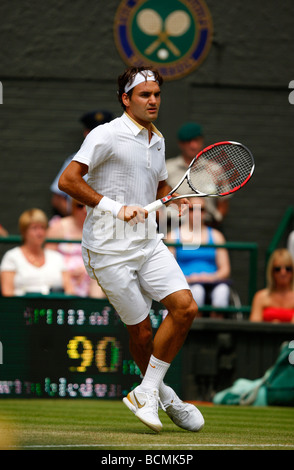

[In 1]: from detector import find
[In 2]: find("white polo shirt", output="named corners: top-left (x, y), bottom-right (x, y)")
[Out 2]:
top-left (73, 113), bottom-right (167, 254)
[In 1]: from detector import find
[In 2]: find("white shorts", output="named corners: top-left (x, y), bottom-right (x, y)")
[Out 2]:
top-left (82, 240), bottom-right (190, 325)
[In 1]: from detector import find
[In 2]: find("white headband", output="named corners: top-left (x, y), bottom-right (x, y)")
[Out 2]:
top-left (124, 70), bottom-right (157, 94)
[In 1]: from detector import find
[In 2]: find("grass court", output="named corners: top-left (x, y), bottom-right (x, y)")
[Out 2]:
top-left (0, 399), bottom-right (293, 451)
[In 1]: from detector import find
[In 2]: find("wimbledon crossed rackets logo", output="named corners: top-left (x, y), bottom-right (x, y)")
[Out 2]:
top-left (137, 8), bottom-right (191, 58)
top-left (114, 0), bottom-right (213, 81)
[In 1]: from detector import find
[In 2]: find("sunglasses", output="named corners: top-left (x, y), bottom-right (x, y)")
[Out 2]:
top-left (273, 266), bottom-right (293, 273)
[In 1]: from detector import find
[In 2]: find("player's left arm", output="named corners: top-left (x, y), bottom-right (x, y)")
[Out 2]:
top-left (156, 180), bottom-right (191, 215)
top-left (156, 180), bottom-right (172, 199)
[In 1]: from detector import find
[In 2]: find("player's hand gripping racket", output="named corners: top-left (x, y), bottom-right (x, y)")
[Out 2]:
top-left (144, 141), bottom-right (255, 213)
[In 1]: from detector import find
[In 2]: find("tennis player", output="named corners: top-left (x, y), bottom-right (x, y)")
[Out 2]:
top-left (59, 66), bottom-right (204, 433)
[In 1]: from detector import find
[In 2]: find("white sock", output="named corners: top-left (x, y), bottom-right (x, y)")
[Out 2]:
top-left (139, 355), bottom-right (170, 392)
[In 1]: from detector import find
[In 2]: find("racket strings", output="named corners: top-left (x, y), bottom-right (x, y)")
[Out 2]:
top-left (188, 144), bottom-right (254, 195)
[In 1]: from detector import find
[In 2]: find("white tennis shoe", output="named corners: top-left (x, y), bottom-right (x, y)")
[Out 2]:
top-left (123, 386), bottom-right (163, 433)
top-left (162, 390), bottom-right (205, 432)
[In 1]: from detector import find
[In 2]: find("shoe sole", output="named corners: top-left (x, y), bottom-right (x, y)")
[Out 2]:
top-left (123, 394), bottom-right (162, 433)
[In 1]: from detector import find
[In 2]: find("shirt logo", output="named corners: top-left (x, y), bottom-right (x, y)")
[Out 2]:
top-left (114, 0), bottom-right (213, 81)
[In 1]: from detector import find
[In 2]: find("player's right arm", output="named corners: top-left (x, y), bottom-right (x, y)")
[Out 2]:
top-left (58, 161), bottom-right (147, 223)
top-left (58, 161), bottom-right (101, 208)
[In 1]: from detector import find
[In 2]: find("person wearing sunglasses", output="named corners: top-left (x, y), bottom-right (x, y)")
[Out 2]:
top-left (250, 248), bottom-right (294, 323)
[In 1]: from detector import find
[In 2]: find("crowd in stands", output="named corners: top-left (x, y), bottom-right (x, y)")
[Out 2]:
top-left (0, 116), bottom-right (293, 324)
top-left (0, 209), bottom-right (73, 296)
top-left (0, 206), bottom-right (105, 298)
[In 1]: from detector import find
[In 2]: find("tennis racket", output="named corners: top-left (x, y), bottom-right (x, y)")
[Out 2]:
top-left (144, 141), bottom-right (255, 213)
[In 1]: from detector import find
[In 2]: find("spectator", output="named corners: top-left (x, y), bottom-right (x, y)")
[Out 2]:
top-left (250, 248), bottom-right (294, 323)
top-left (46, 199), bottom-right (105, 298)
top-left (166, 198), bottom-right (231, 312)
top-left (0, 209), bottom-right (73, 296)
top-left (166, 122), bottom-right (230, 230)
top-left (51, 110), bottom-right (114, 217)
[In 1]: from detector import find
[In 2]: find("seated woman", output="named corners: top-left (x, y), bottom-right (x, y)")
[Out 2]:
top-left (166, 198), bottom-right (231, 310)
top-left (250, 248), bottom-right (294, 323)
top-left (46, 199), bottom-right (105, 298)
top-left (0, 208), bottom-right (73, 296)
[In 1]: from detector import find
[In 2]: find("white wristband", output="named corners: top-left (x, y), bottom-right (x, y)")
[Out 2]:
top-left (96, 196), bottom-right (123, 218)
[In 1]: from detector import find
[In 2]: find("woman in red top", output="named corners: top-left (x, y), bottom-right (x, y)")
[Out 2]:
top-left (250, 248), bottom-right (294, 323)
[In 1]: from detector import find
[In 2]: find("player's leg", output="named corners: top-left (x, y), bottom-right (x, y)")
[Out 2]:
top-left (135, 243), bottom-right (204, 432)
top-left (84, 248), bottom-right (163, 432)
top-left (84, 245), bottom-right (203, 432)
top-left (127, 288), bottom-right (204, 432)
top-left (153, 289), bottom-right (204, 431)
top-left (122, 331), bottom-right (163, 432)
top-left (125, 315), bottom-right (153, 374)
top-left (122, 290), bottom-right (197, 433)
top-left (127, 243), bottom-right (203, 431)
top-left (125, 290), bottom-right (196, 395)
top-left (126, 289), bottom-right (195, 373)
top-left (153, 288), bottom-right (197, 363)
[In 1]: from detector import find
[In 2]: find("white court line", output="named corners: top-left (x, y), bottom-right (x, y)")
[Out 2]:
top-left (9, 443), bottom-right (294, 449)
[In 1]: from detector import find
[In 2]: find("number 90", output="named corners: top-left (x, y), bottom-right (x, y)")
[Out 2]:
top-left (67, 336), bottom-right (121, 373)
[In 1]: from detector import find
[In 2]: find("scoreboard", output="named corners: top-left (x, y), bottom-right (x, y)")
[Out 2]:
top-left (0, 296), bottom-right (182, 399)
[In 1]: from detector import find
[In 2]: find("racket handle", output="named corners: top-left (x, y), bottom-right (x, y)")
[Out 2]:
top-left (144, 199), bottom-right (164, 213)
